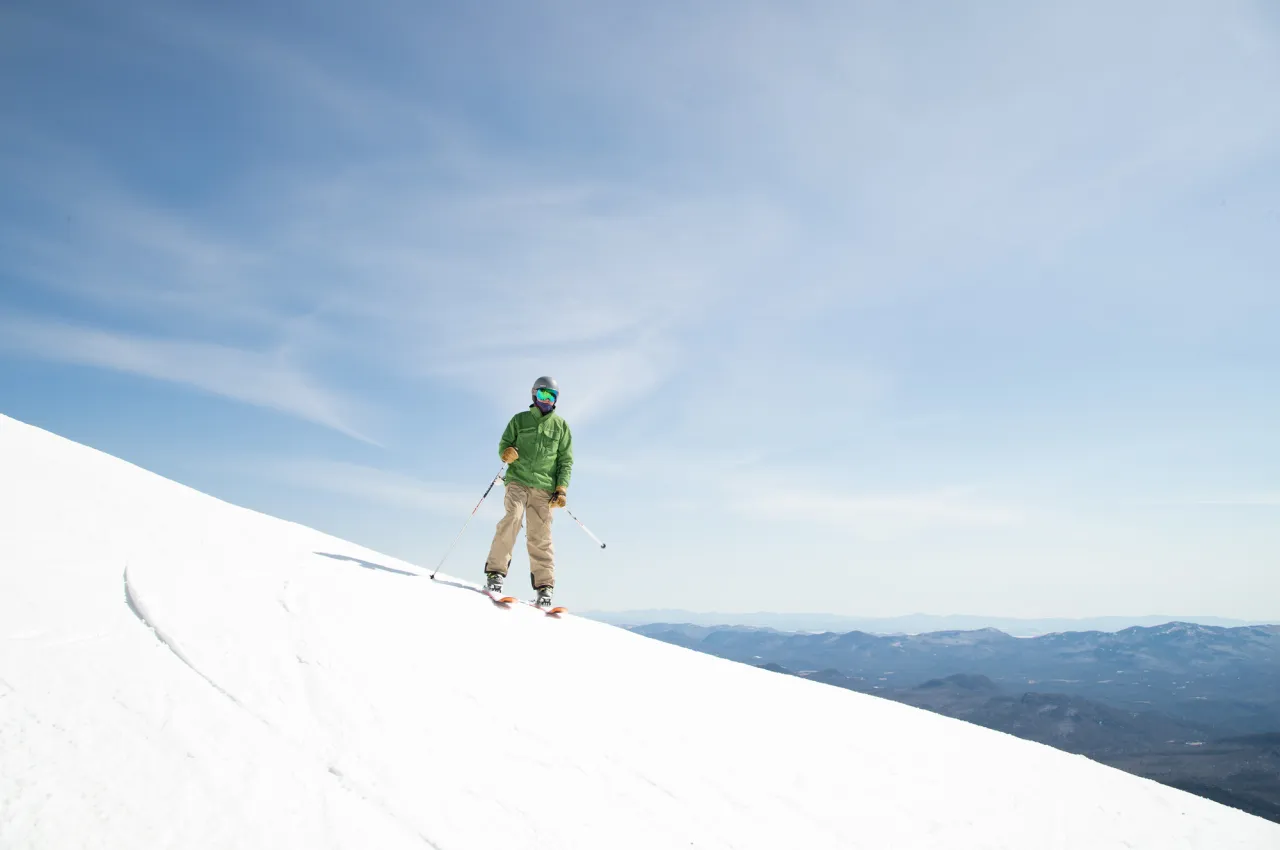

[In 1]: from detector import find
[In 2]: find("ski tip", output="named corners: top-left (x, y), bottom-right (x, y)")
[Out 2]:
top-left (545, 606), bottom-right (567, 616)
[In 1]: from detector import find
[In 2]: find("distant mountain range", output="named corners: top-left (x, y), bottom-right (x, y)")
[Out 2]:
top-left (629, 620), bottom-right (1280, 732)
top-left (630, 620), bottom-right (1280, 823)
top-left (761, 668), bottom-right (1213, 755)
top-left (585, 610), bottom-right (1268, 636)
top-left (762, 667), bottom-right (1280, 823)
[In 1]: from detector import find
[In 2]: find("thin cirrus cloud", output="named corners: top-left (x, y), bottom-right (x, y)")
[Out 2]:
top-left (731, 486), bottom-right (1022, 540)
top-left (57, 0), bottom-right (788, 427)
top-left (2, 0), bottom-right (1278, 554)
top-left (6, 0), bottom-right (1278, 434)
top-left (0, 315), bottom-right (373, 443)
top-left (260, 458), bottom-right (495, 517)
top-left (1192, 495), bottom-right (1280, 507)
top-left (1, 141), bottom-right (778, 435)
top-left (495, 0), bottom-right (1280, 303)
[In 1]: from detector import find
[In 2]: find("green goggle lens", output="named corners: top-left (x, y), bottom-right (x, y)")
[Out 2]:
top-left (535, 388), bottom-right (558, 402)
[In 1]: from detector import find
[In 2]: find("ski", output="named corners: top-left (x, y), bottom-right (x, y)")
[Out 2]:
top-left (481, 587), bottom-right (562, 615)
top-left (486, 590), bottom-right (517, 606)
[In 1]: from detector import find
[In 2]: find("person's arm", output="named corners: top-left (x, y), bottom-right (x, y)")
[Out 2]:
top-left (499, 416), bottom-right (519, 462)
top-left (555, 425), bottom-right (574, 490)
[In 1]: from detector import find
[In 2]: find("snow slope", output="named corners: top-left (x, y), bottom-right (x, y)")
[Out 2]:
top-left (1, 413), bottom-right (1276, 850)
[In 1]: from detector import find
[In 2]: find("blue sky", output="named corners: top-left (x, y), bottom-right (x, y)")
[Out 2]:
top-left (3, 0), bottom-right (1279, 619)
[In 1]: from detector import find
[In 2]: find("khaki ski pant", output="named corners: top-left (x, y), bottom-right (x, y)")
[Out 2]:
top-left (485, 481), bottom-right (555, 589)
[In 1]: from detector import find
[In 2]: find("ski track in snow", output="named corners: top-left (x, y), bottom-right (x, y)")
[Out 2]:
top-left (123, 565), bottom-right (449, 849)
top-left (122, 565), bottom-right (261, 722)
top-left (3, 412), bottom-right (1280, 850)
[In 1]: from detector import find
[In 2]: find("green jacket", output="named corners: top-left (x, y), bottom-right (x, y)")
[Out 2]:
top-left (499, 406), bottom-right (574, 492)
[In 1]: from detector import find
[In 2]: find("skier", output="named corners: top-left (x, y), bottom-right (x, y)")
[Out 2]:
top-left (484, 376), bottom-right (573, 608)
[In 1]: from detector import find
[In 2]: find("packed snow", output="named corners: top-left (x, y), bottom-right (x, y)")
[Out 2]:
top-left (1, 413), bottom-right (1276, 849)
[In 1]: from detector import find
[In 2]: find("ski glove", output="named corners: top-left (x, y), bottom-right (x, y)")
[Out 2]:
top-left (549, 486), bottom-right (567, 509)
top-left (501, 446), bottom-right (519, 463)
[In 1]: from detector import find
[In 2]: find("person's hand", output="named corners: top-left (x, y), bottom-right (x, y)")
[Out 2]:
top-left (550, 486), bottom-right (567, 508)
top-left (501, 446), bottom-right (518, 463)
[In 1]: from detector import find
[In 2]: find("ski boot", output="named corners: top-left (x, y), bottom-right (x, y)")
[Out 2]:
top-left (535, 585), bottom-right (554, 609)
top-left (485, 571), bottom-right (504, 594)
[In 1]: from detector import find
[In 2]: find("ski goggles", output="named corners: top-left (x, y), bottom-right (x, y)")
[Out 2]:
top-left (535, 388), bottom-right (558, 403)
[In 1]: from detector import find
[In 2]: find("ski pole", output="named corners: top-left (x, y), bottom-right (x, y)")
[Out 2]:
top-left (565, 507), bottom-right (607, 549)
top-left (430, 466), bottom-right (505, 579)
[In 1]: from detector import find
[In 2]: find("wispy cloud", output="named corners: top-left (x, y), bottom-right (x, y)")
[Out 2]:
top-left (732, 486), bottom-right (1022, 539)
top-left (3, 1), bottom-right (1278, 456)
top-left (0, 316), bottom-right (373, 442)
top-left (3, 0), bottom-right (1278, 615)
top-left (260, 458), bottom-right (495, 516)
top-left (7, 1), bottom-right (1277, 434)
top-left (287, 176), bottom-right (784, 422)
top-left (1191, 494), bottom-right (1280, 507)
top-left (2, 146), bottom-right (776, 436)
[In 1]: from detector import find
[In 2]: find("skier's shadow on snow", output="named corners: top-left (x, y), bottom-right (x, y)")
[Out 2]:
top-left (313, 552), bottom-right (417, 578)
top-left (312, 552), bottom-right (485, 595)
top-left (427, 576), bottom-right (483, 594)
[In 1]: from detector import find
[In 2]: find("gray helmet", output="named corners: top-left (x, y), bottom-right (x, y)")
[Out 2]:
top-left (531, 376), bottom-right (559, 395)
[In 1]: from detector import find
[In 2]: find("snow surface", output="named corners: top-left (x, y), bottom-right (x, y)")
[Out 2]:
top-left (1, 413), bottom-right (1277, 850)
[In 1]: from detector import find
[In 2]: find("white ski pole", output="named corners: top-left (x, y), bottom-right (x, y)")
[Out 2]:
top-left (565, 507), bottom-right (606, 549)
top-left (430, 466), bottom-right (505, 579)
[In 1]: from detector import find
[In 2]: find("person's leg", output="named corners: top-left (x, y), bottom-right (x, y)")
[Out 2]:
top-left (524, 488), bottom-right (555, 589)
top-left (484, 483), bottom-right (529, 576)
